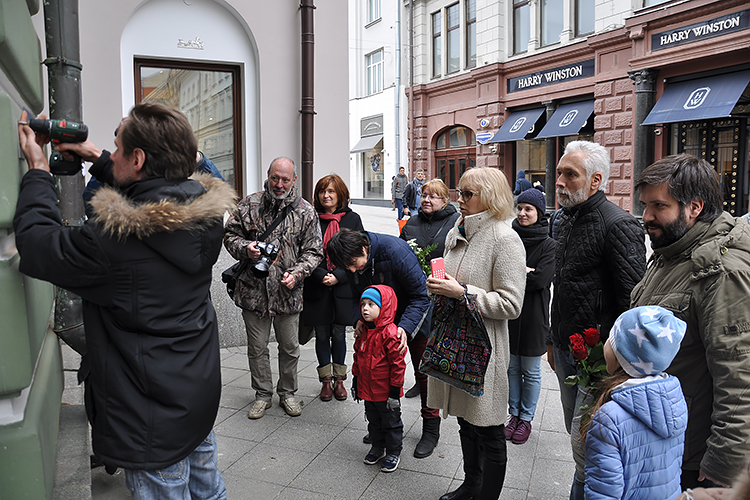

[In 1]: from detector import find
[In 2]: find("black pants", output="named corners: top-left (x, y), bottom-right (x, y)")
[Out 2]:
top-left (457, 417), bottom-right (508, 500)
top-left (365, 400), bottom-right (403, 456)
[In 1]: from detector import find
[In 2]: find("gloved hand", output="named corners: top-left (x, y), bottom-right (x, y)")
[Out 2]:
top-left (386, 397), bottom-right (401, 411)
top-left (351, 376), bottom-right (361, 402)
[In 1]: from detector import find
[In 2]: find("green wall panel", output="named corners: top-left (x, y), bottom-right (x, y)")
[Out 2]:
top-left (0, 330), bottom-right (63, 500)
top-left (0, 254), bottom-right (32, 398)
top-left (0, 0), bottom-right (44, 112)
top-left (0, 91), bottom-right (24, 229)
top-left (23, 275), bottom-right (54, 368)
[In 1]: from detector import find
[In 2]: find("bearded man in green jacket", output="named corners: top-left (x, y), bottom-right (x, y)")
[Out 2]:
top-left (631, 154), bottom-right (750, 491)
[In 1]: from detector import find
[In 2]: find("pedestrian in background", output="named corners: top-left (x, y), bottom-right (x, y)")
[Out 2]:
top-left (392, 166), bottom-right (409, 220)
top-left (403, 168), bottom-right (426, 215)
top-left (427, 167), bottom-right (526, 500)
top-left (506, 187), bottom-right (555, 445)
top-left (301, 174), bottom-right (364, 402)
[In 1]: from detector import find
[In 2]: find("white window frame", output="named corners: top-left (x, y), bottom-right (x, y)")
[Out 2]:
top-left (366, 49), bottom-right (384, 95)
top-left (368, 0), bottom-right (381, 24)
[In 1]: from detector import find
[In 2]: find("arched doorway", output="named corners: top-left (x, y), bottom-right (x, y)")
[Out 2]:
top-left (434, 125), bottom-right (476, 200)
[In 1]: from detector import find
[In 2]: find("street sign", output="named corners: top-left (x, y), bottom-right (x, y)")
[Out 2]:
top-left (476, 132), bottom-right (493, 144)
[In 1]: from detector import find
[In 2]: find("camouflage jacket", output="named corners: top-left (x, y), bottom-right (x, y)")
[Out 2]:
top-left (224, 184), bottom-right (323, 317)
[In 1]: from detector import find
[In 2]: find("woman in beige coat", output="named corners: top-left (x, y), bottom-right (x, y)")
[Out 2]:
top-left (427, 167), bottom-right (526, 500)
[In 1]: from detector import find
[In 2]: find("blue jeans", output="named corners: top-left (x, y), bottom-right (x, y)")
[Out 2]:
top-left (395, 198), bottom-right (404, 220)
top-left (315, 323), bottom-right (347, 366)
top-left (507, 354), bottom-right (542, 421)
top-left (124, 430), bottom-right (226, 500)
top-left (552, 345), bottom-right (578, 434)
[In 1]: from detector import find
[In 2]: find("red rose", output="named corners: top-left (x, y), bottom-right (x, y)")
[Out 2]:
top-left (570, 334), bottom-right (588, 361)
top-left (583, 328), bottom-right (600, 347)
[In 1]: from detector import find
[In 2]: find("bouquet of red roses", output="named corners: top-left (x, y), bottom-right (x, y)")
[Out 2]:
top-left (564, 328), bottom-right (607, 390)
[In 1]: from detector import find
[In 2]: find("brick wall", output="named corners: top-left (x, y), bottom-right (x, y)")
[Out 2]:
top-left (594, 77), bottom-right (635, 211)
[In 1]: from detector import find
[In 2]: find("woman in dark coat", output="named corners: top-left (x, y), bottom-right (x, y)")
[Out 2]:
top-left (302, 174), bottom-right (364, 402)
top-left (506, 187), bottom-right (556, 445)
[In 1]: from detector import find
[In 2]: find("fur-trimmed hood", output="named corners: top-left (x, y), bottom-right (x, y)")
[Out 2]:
top-left (89, 172), bottom-right (236, 273)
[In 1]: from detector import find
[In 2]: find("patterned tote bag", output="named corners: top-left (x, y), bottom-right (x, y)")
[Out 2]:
top-left (420, 292), bottom-right (492, 397)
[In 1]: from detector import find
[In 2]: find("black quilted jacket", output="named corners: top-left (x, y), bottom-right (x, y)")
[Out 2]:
top-left (550, 191), bottom-right (646, 349)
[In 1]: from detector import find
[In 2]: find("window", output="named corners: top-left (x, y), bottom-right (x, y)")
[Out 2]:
top-left (575, 0), bottom-right (594, 36)
top-left (435, 126), bottom-right (476, 191)
top-left (541, 0), bottom-right (563, 46)
top-left (368, 0), bottom-right (381, 24)
top-left (643, 0), bottom-right (670, 6)
top-left (446, 3), bottom-right (460, 74)
top-left (513, 0), bottom-right (530, 54)
top-left (432, 11), bottom-right (442, 78)
top-left (465, 0), bottom-right (476, 69)
top-left (366, 50), bottom-right (383, 95)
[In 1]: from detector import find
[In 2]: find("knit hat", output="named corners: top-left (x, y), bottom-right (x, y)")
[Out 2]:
top-left (360, 287), bottom-right (382, 307)
top-left (609, 306), bottom-right (687, 377)
top-left (517, 187), bottom-right (546, 216)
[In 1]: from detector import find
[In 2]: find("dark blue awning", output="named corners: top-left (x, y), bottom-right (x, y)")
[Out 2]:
top-left (535, 101), bottom-right (595, 139)
top-left (487, 108), bottom-right (546, 143)
top-left (642, 70), bottom-right (750, 125)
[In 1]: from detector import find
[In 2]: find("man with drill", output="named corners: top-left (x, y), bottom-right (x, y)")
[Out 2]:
top-left (14, 104), bottom-right (234, 499)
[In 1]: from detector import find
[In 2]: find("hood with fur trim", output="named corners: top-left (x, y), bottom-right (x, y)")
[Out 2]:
top-left (89, 172), bottom-right (236, 272)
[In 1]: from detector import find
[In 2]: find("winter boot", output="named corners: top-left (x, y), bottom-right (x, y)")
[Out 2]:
top-left (414, 417), bottom-right (440, 458)
top-left (333, 363), bottom-right (348, 400)
top-left (440, 426), bottom-right (482, 500)
top-left (317, 364), bottom-right (333, 402)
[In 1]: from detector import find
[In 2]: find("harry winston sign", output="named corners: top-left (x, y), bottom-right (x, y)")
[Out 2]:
top-left (652, 8), bottom-right (750, 51)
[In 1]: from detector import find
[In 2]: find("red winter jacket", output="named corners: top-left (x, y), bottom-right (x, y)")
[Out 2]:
top-left (352, 285), bottom-right (406, 402)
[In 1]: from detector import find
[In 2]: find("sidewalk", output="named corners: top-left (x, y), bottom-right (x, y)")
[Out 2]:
top-left (55, 202), bottom-right (575, 499)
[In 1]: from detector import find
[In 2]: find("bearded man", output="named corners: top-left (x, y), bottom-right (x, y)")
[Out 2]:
top-left (549, 140), bottom-right (646, 500)
top-left (631, 154), bottom-right (750, 491)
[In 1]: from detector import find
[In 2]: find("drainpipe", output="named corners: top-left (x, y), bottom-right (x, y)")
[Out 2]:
top-left (628, 68), bottom-right (659, 216)
top-left (43, 0), bottom-right (87, 355)
top-left (408, 0), bottom-right (415, 172)
top-left (395, 1), bottom-right (401, 174)
top-left (300, 0), bottom-right (315, 202)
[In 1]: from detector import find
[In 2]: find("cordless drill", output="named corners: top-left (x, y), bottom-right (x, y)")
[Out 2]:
top-left (27, 118), bottom-right (89, 175)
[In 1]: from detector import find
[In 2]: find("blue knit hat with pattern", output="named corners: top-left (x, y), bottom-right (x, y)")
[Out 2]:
top-left (517, 187), bottom-right (546, 215)
top-left (609, 306), bottom-right (687, 377)
top-left (360, 287), bottom-right (382, 307)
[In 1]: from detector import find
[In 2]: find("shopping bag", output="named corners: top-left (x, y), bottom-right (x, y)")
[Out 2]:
top-left (420, 292), bottom-right (492, 397)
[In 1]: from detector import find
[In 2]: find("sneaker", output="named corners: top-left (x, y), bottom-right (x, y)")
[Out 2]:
top-left (281, 397), bottom-right (302, 417)
top-left (381, 454), bottom-right (400, 473)
top-left (363, 448), bottom-right (386, 465)
top-left (247, 399), bottom-right (272, 420)
top-left (505, 415), bottom-right (520, 440)
top-left (512, 420), bottom-right (532, 445)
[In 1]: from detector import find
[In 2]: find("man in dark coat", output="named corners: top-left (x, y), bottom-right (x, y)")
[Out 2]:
top-left (550, 140), bottom-right (646, 500)
top-left (14, 104), bottom-right (234, 498)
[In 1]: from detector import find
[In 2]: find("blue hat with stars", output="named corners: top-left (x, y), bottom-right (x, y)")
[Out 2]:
top-left (609, 306), bottom-right (687, 377)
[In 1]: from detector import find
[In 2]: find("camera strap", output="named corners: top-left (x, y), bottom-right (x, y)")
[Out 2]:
top-left (258, 199), bottom-right (298, 242)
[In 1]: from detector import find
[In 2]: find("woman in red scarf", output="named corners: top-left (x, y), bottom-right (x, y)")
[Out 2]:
top-left (302, 174), bottom-right (364, 401)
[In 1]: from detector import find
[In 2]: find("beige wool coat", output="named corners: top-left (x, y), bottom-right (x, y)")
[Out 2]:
top-left (426, 210), bottom-right (526, 427)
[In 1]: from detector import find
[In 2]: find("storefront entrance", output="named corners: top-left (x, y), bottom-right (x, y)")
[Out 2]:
top-left (670, 118), bottom-right (749, 216)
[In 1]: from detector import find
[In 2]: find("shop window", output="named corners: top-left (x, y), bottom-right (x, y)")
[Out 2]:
top-left (436, 126), bottom-right (476, 193)
top-left (432, 11), bottom-right (442, 78)
top-left (363, 146), bottom-right (384, 199)
top-left (575, 0), bottom-right (594, 36)
top-left (541, 0), bottom-right (563, 46)
top-left (466, 0), bottom-right (476, 69)
top-left (515, 141), bottom-right (547, 189)
top-left (446, 3), bottom-right (460, 74)
top-left (136, 59), bottom-right (242, 194)
top-left (366, 49), bottom-right (384, 95)
top-left (513, 0), bottom-right (530, 55)
top-left (368, 0), bottom-right (381, 24)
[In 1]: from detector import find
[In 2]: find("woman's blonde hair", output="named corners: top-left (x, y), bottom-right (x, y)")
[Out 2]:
top-left (459, 167), bottom-right (514, 219)
top-left (421, 179), bottom-right (449, 199)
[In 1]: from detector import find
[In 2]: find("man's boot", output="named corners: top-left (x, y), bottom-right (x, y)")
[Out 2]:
top-left (439, 427), bottom-right (482, 500)
top-left (317, 364), bottom-right (333, 402)
top-left (333, 363), bottom-right (348, 400)
top-left (414, 417), bottom-right (440, 458)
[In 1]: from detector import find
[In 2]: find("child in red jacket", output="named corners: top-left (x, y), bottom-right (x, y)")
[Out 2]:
top-left (352, 285), bottom-right (406, 473)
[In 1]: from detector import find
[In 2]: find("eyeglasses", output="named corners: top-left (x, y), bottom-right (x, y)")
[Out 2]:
top-left (423, 194), bottom-right (444, 201)
top-left (456, 189), bottom-right (476, 201)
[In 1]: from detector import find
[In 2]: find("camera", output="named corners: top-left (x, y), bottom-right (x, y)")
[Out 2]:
top-left (252, 242), bottom-right (280, 278)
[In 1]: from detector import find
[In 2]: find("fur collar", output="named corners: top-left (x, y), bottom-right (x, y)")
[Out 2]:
top-left (89, 172), bottom-right (236, 240)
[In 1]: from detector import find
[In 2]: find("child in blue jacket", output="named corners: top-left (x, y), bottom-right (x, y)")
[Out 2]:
top-left (584, 306), bottom-right (688, 500)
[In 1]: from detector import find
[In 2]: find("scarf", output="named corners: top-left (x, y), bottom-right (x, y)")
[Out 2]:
top-left (319, 211), bottom-right (345, 270)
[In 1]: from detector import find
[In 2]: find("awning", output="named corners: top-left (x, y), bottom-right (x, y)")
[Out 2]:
top-left (350, 134), bottom-right (383, 153)
top-left (535, 101), bottom-right (595, 139)
top-left (642, 70), bottom-right (750, 125)
top-left (487, 108), bottom-right (546, 143)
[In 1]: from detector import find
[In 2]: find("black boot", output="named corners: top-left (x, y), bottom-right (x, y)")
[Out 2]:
top-left (414, 417), bottom-right (441, 458)
top-left (439, 423), bottom-right (481, 500)
top-left (405, 382), bottom-right (420, 398)
top-left (476, 426), bottom-right (507, 500)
